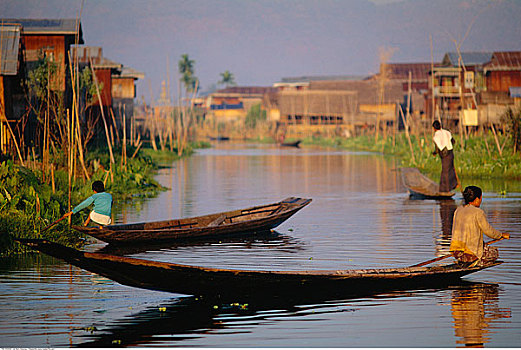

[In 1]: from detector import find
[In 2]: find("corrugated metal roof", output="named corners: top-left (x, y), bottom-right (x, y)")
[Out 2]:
top-left (485, 51), bottom-right (521, 71)
top-left (2, 18), bottom-right (78, 34)
top-left (0, 18), bottom-right (83, 44)
top-left (71, 46), bottom-right (122, 69)
top-left (116, 66), bottom-right (145, 80)
top-left (216, 86), bottom-right (277, 95)
top-left (0, 24), bottom-right (21, 75)
top-left (510, 87), bottom-right (521, 98)
top-left (442, 52), bottom-right (493, 67)
top-left (281, 75), bottom-right (366, 83)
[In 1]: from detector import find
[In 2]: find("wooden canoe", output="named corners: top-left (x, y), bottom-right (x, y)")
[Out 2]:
top-left (16, 239), bottom-right (501, 299)
top-left (280, 140), bottom-right (301, 148)
top-left (72, 197), bottom-right (311, 245)
top-left (400, 167), bottom-right (455, 199)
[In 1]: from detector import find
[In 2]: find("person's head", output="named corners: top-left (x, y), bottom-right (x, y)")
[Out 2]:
top-left (463, 185), bottom-right (482, 206)
top-left (432, 120), bottom-right (441, 130)
top-left (92, 180), bottom-right (105, 193)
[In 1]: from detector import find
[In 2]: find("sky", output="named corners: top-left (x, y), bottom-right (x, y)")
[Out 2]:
top-left (2, 0), bottom-right (521, 103)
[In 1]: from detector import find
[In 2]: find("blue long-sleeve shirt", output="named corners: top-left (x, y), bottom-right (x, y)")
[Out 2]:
top-left (72, 192), bottom-right (113, 216)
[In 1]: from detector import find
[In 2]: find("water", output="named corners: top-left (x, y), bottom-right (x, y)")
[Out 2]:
top-left (1, 143), bottom-right (521, 347)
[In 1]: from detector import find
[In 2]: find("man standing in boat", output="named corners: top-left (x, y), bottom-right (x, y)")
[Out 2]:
top-left (65, 180), bottom-right (113, 227)
top-left (432, 120), bottom-right (458, 193)
top-left (450, 186), bottom-right (509, 266)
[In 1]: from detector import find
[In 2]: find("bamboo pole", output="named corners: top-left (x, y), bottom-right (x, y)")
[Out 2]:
top-left (89, 57), bottom-right (115, 164)
top-left (399, 106), bottom-right (416, 164)
top-left (122, 105), bottom-right (127, 168)
top-left (68, 51), bottom-right (89, 180)
top-left (4, 118), bottom-right (25, 165)
top-left (110, 108), bottom-right (120, 144)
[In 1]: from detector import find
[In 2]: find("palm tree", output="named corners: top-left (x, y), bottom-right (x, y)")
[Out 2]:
top-left (218, 70), bottom-right (236, 87)
top-left (178, 54), bottom-right (198, 93)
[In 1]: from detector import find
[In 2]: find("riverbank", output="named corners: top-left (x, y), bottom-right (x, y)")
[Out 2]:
top-left (0, 141), bottom-right (210, 256)
top-left (298, 132), bottom-right (521, 181)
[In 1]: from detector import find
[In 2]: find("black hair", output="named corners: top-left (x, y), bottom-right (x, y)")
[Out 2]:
top-left (432, 120), bottom-right (441, 130)
top-left (92, 180), bottom-right (105, 193)
top-left (463, 186), bottom-right (482, 205)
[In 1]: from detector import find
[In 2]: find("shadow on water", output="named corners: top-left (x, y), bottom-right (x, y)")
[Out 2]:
top-left (95, 230), bottom-right (305, 256)
top-left (76, 282), bottom-right (507, 347)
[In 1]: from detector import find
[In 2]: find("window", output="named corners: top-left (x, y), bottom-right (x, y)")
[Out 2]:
top-left (464, 71), bottom-right (474, 89)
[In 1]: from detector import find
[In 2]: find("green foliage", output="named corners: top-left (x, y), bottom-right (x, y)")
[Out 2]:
top-left (27, 55), bottom-right (58, 102)
top-left (218, 70), bottom-right (236, 87)
top-left (244, 104), bottom-right (267, 129)
top-left (0, 160), bottom-right (87, 255)
top-left (501, 106), bottom-right (521, 152)
top-left (302, 132), bottom-right (521, 180)
top-left (178, 54), bottom-right (198, 93)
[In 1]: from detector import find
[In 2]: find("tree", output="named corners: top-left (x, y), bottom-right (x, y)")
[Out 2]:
top-left (502, 106), bottom-right (521, 153)
top-left (178, 54), bottom-right (198, 94)
top-left (218, 70), bottom-right (236, 87)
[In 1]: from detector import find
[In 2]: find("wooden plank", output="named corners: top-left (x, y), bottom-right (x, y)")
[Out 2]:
top-left (207, 215), bottom-right (227, 227)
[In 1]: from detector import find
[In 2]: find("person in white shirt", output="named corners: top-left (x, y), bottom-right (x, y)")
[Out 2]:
top-left (432, 120), bottom-right (458, 192)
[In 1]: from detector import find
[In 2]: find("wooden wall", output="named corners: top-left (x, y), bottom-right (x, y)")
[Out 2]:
top-left (487, 71), bottom-right (521, 92)
top-left (93, 68), bottom-right (112, 106)
top-left (22, 35), bottom-right (67, 91)
top-left (112, 77), bottom-right (135, 99)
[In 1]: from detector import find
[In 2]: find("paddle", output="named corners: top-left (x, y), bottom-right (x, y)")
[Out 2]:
top-left (40, 213), bottom-right (70, 233)
top-left (410, 237), bottom-right (504, 268)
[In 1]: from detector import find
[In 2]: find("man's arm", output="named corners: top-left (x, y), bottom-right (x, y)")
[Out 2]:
top-left (72, 195), bottom-right (94, 214)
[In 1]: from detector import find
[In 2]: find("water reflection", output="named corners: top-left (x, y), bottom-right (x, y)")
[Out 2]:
top-left (451, 283), bottom-right (511, 347)
top-left (75, 282), bottom-right (499, 347)
top-left (436, 199), bottom-right (458, 258)
top-left (95, 230), bottom-right (304, 256)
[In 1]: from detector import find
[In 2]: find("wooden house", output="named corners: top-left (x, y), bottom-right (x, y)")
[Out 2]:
top-left (484, 52), bottom-right (521, 92)
top-left (479, 51), bottom-right (521, 124)
top-left (206, 86), bottom-right (276, 122)
top-left (0, 23), bottom-right (25, 155)
top-left (274, 79), bottom-right (403, 137)
top-left (3, 18), bottom-right (83, 93)
top-left (72, 46), bottom-right (122, 107)
top-left (429, 52), bottom-right (492, 126)
top-left (112, 65), bottom-right (145, 127)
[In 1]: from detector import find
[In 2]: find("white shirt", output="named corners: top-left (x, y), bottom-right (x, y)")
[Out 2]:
top-left (433, 129), bottom-right (453, 151)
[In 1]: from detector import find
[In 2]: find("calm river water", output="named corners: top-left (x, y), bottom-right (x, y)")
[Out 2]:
top-left (1, 143), bottom-right (521, 347)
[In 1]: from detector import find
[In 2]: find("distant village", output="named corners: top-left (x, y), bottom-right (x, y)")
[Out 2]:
top-left (1, 18), bottom-right (521, 156)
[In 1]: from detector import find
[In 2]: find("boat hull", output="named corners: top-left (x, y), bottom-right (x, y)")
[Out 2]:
top-left (73, 197), bottom-right (311, 245)
top-left (17, 239), bottom-right (501, 300)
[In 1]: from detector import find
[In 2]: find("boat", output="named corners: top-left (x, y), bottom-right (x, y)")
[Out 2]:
top-left (16, 239), bottom-right (501, 299)
top-left (280, 140), bottom-right (301, 148)
top-left (72, 197), bottom-right (311, 245)
top-left (400, 167), bottom-right (455, 199)
top-left (208, 136), bottom-right (230, 141)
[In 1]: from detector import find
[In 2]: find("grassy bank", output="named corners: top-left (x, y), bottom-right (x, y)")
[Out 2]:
top-left (300, 132), bottom-right (521, 180)
top-left (0, 142), bottom-right (208, 256)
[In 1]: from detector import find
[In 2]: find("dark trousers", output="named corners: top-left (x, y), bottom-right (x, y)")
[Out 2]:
top-left (439, 150), bottom-right (458, 192)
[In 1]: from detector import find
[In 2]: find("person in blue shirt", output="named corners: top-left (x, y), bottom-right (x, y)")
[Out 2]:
top-left (65, 180), bottom-right (113, 227)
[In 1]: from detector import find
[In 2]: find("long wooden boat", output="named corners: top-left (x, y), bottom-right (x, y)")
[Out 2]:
top-left (280, 140), bottom-right (301, 148)
top-left (400, 167), bottom-right (455, 199)
top-left (72, 197), bottom-right (311, 245)
top-left (17, 239), bottom-right (501, 299)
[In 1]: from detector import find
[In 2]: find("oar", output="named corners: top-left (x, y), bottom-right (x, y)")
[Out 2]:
top-left (410, 237), bottom-right (504, 268)
top-left (40, 213), bottom-right (69, 233)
